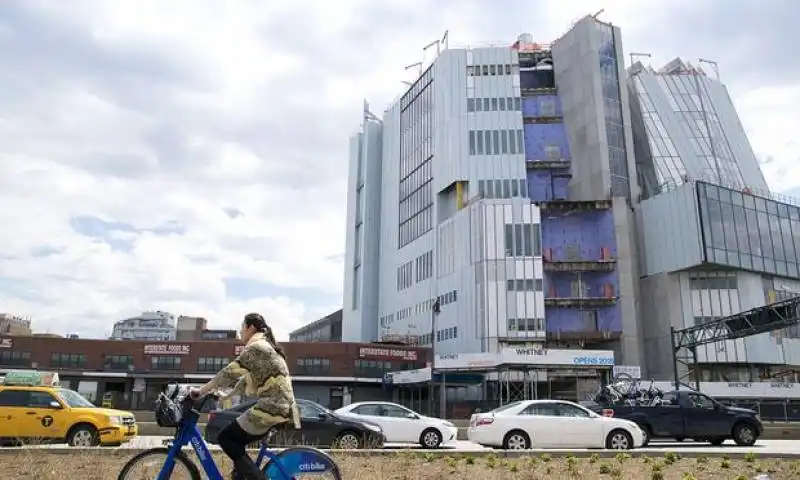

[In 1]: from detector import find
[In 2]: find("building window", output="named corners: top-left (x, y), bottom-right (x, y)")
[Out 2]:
top-left (354, 360), bottom-right (391, 377)
top-left (197, 357), bottom-right (230, 373)
top-left (50, 353), bottom-right (87, 369)
top-left (396, 261), bottom-right (413, 290)
top-left (438, 290), bottom-right (458, 306)
top-left (104, 355), bottom-right (134, 370)
top-left (506, 279), bottom-right (543, 291)
top-left (0, 351), bottom-right (31, 367)
top-left (507, 318), bottom-right (546, 332)
top-left (150, 356), bottom-right (182, 371)
top-left (504, 223), bottom-right (542, 257)
top-left (296, 357), bottom-right (330, 376)
top-left (436, 326), bottom-right (458, 342)
top-left (398, 71), bottom-right (434, 248)
top-left (416, 250), bottom-right (434, 282)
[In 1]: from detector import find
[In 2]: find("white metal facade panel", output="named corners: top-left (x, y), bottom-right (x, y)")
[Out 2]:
top-left (342, 117), bottom-right (384, 342)
top-left (635, 182), bottom-right (705, 276)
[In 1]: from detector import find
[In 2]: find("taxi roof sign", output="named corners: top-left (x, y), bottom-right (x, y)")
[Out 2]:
top-left (2, 370), bottom-right (60, 387)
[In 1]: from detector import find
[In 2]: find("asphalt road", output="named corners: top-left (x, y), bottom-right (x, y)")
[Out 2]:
top-left (14, 437), bottom-right (800, 455)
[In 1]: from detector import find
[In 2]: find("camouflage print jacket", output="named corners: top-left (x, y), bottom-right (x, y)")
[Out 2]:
top-left (200, 332), bottom-right (299, 435)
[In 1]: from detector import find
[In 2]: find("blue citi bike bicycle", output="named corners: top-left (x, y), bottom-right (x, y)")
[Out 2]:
top-left (117, 386), bottom-right (342, 479)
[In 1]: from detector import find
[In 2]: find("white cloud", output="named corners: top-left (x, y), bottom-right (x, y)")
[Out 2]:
top-left (0, 0), bottom-right (796, 341)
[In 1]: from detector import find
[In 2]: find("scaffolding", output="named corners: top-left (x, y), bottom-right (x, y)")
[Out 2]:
top-left (671, 295), bottom-right (800, 391)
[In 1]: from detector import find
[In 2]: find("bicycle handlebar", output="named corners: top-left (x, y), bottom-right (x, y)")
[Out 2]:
top-left (181, 391), bottom-right (220, 413)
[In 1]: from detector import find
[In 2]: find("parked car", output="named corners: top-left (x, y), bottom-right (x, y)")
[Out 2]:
top-left (586, 390), bottom-right (763, 446)
top-left (467, 399), bottom-right (645, 450)
top-left (0, 370), bottom-right (138, 447)
top-left (334, 401), bottom-right (458, 449)
top-left (205, 398), bottom-right (385, 449)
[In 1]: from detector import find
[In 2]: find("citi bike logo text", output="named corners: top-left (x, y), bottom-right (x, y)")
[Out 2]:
top-left (190, 437), bottom-right (206, 461)
top-left (299, 462), bottom-right (327, 472)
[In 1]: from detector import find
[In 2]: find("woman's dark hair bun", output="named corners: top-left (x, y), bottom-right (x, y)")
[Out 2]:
top-left (244, 312), bottom-right (268, 332)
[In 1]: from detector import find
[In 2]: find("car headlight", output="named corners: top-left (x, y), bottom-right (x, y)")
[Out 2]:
top-left (108, 416), bottom-right (123, 426)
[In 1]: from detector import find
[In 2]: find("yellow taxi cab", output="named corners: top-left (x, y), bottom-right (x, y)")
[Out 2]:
top-left (0, 370), bottom-right (138, 447)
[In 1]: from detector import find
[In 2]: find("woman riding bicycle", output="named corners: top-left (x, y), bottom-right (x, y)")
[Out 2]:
top-left (191, 313), bottom-right (300, 480)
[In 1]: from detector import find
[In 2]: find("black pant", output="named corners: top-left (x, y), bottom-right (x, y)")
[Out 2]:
top-left (217, 420), bottom-right (264, 479)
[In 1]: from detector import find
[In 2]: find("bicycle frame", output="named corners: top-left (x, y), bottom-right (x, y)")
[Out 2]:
top-left (157, 406), bottom-right (294, 480)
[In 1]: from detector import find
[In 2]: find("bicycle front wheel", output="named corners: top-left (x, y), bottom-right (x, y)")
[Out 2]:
top-left (118, 447), bottom-right (201, 480)
top-left (262, 447), bottom-right (342, 480)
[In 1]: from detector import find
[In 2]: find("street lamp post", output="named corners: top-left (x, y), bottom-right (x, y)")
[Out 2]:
top-left (428, 298), bottom-right (441, 416)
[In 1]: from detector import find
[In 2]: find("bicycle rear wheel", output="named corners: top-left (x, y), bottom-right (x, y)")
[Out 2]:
top-left (117, 447), bottom-right (201, 480)
top-left (262, 447), bottom-right (342, 480)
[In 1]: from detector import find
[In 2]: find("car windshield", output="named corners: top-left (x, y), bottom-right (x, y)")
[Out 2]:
top-left (57, 389), bottom-right (95, 408)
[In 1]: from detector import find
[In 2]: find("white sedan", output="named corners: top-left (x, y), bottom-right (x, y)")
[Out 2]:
top-left (467, 400), bottom-right (645, 450)
top-left (334, 401), bottom-right (459, 448)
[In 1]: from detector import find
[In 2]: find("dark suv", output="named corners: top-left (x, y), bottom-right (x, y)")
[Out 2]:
top-left (204, 398), bottom-right (385, 449)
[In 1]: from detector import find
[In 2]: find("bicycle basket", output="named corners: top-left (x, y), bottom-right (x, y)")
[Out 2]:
top-left (154, 384), bottom-right (184, 428)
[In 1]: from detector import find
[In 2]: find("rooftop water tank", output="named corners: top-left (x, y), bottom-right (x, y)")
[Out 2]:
top-left (518, 33), bottom-right (534, 44)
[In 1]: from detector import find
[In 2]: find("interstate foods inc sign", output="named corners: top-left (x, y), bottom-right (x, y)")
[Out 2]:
top-left (358, 347), bottom-right (419, 361)
top-left (143, 344), bottom-right (191, 355)
top-left (435, 348), bottom-right (615, 370)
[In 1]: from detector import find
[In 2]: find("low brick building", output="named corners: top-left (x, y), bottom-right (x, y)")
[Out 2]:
top-left (0, 335), bottom-right (430, 410)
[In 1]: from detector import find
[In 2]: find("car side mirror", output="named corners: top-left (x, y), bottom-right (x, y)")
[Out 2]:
top-left (406, 413), bottom-right (418, 419)
top-left (49, 401), bottom-right (62, 409)
top-left (317, 412), bottom-right (328, 420)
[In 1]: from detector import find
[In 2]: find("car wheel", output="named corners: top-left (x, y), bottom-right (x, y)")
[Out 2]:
top-left (334, 431), bottom-right (362, 450)
top-left (732, 423), bottom-right (757, 446)
top-left (502, 430), bottom-right (530, 450)
top-left (67, 424), bottom-right (99, 447)
top-left (606, 429), bottom-right (633, 450)
top-left (419, 428), bottom-right (442, 449)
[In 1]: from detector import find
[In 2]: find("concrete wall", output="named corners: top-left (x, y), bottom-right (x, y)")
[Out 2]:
top-left (612, 198), bottom-right (644, 368)
top-left (551, 19), bottom-right (610, 202)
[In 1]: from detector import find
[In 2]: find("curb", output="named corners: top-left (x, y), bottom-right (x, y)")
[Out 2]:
top-left (2, 448), bottom-right (798, 460)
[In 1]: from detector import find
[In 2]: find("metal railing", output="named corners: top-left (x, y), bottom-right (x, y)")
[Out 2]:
top-left (652, 172), bottom-right (800, 208)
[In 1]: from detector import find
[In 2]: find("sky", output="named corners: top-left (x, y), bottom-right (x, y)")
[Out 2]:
top-left (0, 0), bottom-right (797, 340)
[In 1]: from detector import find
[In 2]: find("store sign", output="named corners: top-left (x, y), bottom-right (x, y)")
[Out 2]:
top-left (387, 367), bottom-right (432, 385)
top-left (501, 348), bottom-right (615, 367)
top-left (435, 348), bottom-right (616, 370)
top-left (435, 352), bottom-right (500, 370)
top-left (0, 338), bottom-right (12, 349)
top-left (652, 381), bottom-right (800, 399)
top-left (359, 347), bottom-right (418, 361)
top-left (143, 344), bottom-right (191, 355)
